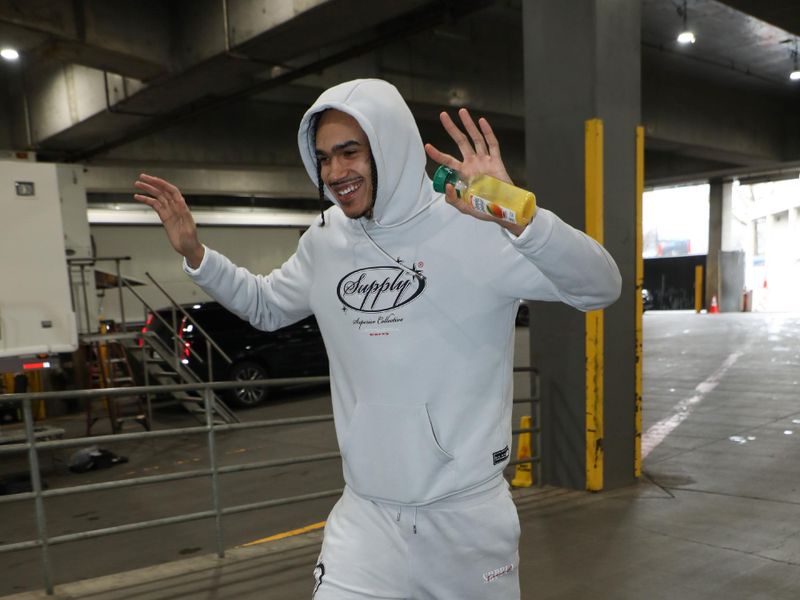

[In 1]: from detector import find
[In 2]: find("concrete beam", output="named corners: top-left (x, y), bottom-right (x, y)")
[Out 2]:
top-left (82, 164), bottom-right (314, 198)
top-left (643, 60), bottom-right (794, 166)
top-left (10, 0), bottom-right (448, 159)
top-left (716, 0), bottom-right (800, 37)
top-left (0, 0), bottom-right (170, 80)
top-left (24, 62), bottom-right (148, 144)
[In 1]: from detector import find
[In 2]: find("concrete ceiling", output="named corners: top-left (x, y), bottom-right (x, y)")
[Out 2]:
top-left (0, 0), bottom-right (798, 188)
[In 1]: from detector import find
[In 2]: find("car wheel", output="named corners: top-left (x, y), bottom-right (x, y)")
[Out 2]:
top-left (229, 360), bottom-right (269, 407)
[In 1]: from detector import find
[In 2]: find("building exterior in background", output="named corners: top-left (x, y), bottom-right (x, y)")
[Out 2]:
top-left (733, 178), bottom-right (800, 312)
top-left (643, 178), bottom-right (800, 313)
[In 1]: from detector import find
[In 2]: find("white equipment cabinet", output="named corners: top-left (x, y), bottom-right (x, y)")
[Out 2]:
top-left (0, 160), bottom-right (78, 361)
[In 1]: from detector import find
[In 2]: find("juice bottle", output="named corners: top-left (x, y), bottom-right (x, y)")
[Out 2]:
top-left (432, 165), bottom-right (537, 226)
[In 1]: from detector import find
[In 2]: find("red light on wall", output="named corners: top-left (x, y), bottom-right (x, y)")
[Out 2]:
top-left (22, 361), bottom-right (51, 370)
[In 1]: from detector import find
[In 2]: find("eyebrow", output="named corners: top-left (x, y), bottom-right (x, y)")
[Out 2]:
top-left (315, 140), bottom-right (361, 157)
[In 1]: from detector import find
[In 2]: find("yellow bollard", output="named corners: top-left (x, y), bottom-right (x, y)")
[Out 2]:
top-left (31, 371), bottom-right (46, 420)
top-left (511, 415), bottom-right (534, 487)
top-left (1, 373), bottom-right (13, 394)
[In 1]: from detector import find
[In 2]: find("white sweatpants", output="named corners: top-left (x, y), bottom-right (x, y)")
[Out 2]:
top-left (312, 478), bottom-right (521, 599)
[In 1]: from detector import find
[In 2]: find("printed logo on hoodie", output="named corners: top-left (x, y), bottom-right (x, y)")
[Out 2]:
top-left (337, 265), bottom-right (425, 313)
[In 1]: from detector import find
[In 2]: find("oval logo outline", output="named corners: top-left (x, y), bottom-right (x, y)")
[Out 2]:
top-left (337, 266), bottom-right (425, 313)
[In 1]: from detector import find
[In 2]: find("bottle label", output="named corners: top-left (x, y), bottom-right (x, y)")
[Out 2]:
top-left (469, 193), bottom-right (517, 224)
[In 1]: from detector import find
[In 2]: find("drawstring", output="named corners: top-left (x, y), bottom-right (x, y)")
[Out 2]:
top-left (394, 508), bottom-right (418, 534)
top-left (358, 186), bottom-right (440, 281)
top-left (359, 221), bottom-right (426, 283)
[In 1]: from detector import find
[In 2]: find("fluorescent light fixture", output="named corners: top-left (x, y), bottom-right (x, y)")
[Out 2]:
top-left (1, 48), bottom-right (19, 60)
top-left (677, 31), bottom-right (695, 45)
top-left (88, 206), bottom-right (319, 227)
top-left (790, 69), bottom-right (800, 81)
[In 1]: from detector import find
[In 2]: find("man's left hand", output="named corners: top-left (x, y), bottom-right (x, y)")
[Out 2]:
top-left (425, 108), bottom-right (525, 236)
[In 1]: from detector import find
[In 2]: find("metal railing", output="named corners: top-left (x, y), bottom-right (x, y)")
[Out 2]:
top-left (511, 365), bottom-right (542, 479)
top-left (0, 366), bottom-right (539, 596)
top-left (0, 377), bottom-right (336, 595)
top-left (116, 277), bottom-right (240, 423)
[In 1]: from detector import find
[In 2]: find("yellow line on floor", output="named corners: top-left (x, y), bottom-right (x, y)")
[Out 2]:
top-left (238, 521), bottom-right (326, 547)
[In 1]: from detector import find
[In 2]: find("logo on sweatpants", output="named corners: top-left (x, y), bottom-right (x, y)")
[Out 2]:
top-left (492, 445), bottom-right (510, 465)
top-left (312, 562), bottom-right (325, 596)
top-left (483, 563), bottom-right (514, 583)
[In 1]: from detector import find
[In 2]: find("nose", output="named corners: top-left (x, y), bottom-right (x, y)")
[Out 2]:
top-left (328, 155), bottom-right (348, 181)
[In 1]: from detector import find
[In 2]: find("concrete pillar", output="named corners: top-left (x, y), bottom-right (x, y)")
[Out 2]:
top-left (522, 0), bottom-right (640, 490)
top-left (721, 180), bottom-right (741, 252)
top-left (706, 180), bottom-right (724, 308)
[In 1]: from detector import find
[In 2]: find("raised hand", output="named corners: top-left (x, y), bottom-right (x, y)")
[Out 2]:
top-left (133, 174), bottom-right (205, 267)
top-left (425, 109), bottom-right (524, 235)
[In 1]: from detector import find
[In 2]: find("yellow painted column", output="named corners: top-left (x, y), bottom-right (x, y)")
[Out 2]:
top-left (694, 265), bottom-right (704, 313)
top-left (634, 126), bottom-right (644, 478)
top-left (584, 118), bottom-right (604, 492)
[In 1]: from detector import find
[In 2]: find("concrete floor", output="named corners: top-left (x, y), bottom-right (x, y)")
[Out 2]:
top-left (2, 312), bottom-right (800, 599)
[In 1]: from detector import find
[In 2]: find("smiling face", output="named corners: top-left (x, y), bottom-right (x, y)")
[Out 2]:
top-left (315, 110), bottom-right (375, 220)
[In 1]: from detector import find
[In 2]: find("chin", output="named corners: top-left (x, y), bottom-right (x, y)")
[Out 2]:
top-left (344, 208), bottom-right (372, 220)
top-left (341, 199), bottom-right (373, 220)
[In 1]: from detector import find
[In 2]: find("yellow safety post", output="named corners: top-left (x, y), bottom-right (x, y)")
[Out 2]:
top-left (585, 118), bottom-right (604, 492)
top-left (2, 373), bottom-right (24, 421)
top-left (634, 125), bottom-right (644, 478)
top-left (694, 265), bottom-right (704, 313)
top-left (511, 415), bottom-right (533, 487)
top-left (2, 373), bottom-right (13, 394)
top-left (30, 371), bottom-right (46, 420)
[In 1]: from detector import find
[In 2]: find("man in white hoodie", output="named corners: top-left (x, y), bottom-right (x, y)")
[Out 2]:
top-left (134, 78), bottom-right (621, 599)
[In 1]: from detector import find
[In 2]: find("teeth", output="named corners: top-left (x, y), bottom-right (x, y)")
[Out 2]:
top-left (336, 181), bottom-right (361, 196)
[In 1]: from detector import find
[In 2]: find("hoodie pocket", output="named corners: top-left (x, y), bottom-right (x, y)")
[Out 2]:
top-left (341, 402), bottom-right (456, 503)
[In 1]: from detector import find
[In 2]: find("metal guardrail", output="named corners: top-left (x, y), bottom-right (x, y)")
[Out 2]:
top-left (0, 377), bottom-right (336, 596)
top-left (0, 367), bottom-right (540, 596)
top-left (511, 366), bottom-right (542, 472)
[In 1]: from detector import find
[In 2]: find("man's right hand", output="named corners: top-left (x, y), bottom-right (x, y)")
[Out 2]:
top-left (133, 174), bottom-right (205, 268)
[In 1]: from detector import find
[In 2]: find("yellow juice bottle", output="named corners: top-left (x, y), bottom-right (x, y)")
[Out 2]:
top-left (432, 165), bottom-right (537, 226)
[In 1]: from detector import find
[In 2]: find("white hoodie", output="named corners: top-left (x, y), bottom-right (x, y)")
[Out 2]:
top-left (185, 79), bottom-right (621, 505)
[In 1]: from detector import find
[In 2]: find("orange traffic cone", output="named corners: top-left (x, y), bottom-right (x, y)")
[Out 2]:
top-left (709, 295), bottom-right (719, 314)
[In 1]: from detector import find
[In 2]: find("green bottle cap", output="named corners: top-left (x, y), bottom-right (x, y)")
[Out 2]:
top-left (432, 165), bottom-right (459, 193)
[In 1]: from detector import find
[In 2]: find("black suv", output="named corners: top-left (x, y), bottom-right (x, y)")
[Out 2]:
top-left (142, 302), bottom-right (329, 407)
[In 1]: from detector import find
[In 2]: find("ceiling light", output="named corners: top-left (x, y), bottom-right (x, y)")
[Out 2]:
top-left (676, 1), bottom-right (695, 45)
top-left (1, 48), bottom-right (19, 61)
top-left (87, 206), bottom-right (319, 227)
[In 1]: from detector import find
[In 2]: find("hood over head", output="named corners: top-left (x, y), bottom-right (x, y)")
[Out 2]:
top-left (298, 79), bottom-right (433, 227)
